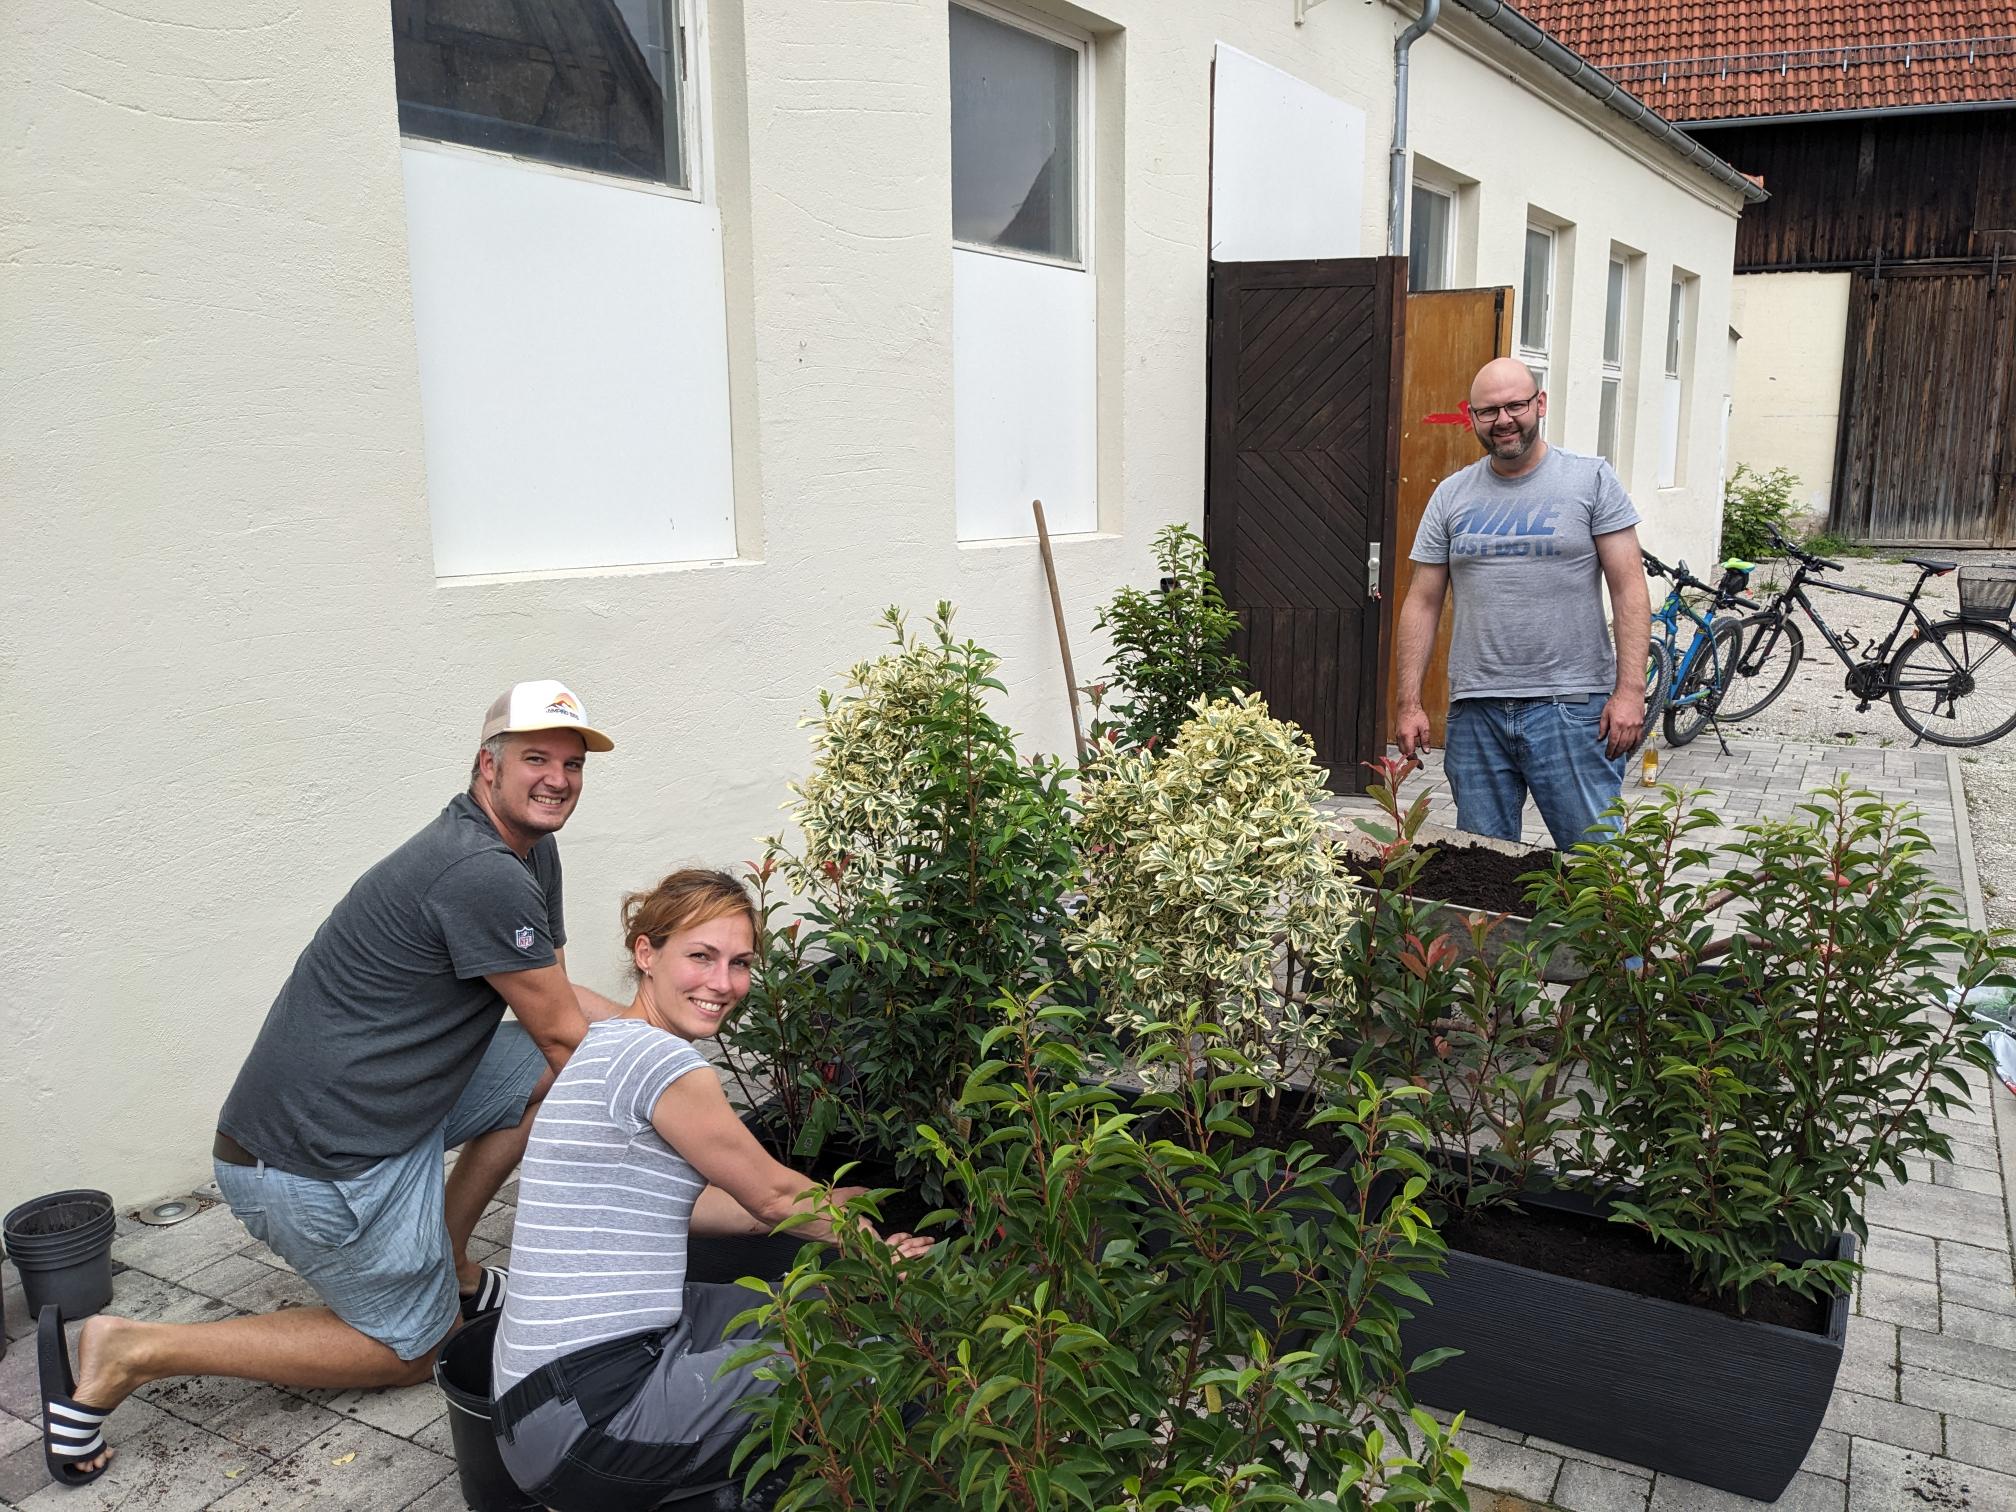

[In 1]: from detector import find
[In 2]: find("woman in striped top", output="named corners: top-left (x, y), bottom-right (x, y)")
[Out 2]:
top-left (490, 869), bottom-right (931, 1511)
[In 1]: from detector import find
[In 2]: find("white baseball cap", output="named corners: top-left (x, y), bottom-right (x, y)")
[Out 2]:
top-left (479, 680), bottom-right (615, 753)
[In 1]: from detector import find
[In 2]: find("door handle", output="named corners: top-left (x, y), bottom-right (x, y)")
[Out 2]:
top-left (1368, 542), bottom-right (1382, 602)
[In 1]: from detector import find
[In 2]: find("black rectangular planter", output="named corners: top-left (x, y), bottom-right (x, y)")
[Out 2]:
top-left (1399, 1184), bottom-right (1852, 1503)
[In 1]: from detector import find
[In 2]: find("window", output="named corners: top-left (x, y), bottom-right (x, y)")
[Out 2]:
top-left (1408, 183), bottom-right (1453, 292)
top-left (1659, 272), bottom-right (1696, 489)
top-left (950, 1), bottom-right (1097, 541)
top-left (1597, 255), bottom-right (1627, 464)
top-left (391, 0), bottom-right (689, 188)
top-left (1518, 224), bottom-right (1553, 421)
top-left (950, 3), bottom-right (1084, 264)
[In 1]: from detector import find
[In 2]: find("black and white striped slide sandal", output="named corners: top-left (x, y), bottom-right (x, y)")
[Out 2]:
top-left (459, 1265), bottom-right (508, 1320)
top-left (38, 1306), bottom-right (113, 1487)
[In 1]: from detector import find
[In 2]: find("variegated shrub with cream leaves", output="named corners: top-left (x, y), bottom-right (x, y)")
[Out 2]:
top-left (1070, 691), bottom-right (1363, 1089)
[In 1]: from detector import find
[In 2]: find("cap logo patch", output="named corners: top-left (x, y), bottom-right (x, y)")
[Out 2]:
top-left (514, 926), bottom-right (535, 951)
top-left (544, 693), bottom-right (582, 721)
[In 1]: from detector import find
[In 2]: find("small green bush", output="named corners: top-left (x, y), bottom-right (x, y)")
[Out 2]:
top-left (1720, 464), bottom-right (1802, 562)
top-left (728, 991), bottom-right (1472, 1511)
top-left (1090, 525), bottom-right (1244, 752)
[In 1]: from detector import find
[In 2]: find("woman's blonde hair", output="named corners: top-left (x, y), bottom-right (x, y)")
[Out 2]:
top-left (620, 869), bottom-right (760, 976)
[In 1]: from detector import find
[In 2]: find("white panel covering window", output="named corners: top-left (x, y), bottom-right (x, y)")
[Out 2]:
top-left (1517, 224), bottom-right (1553, 432)
top-left (951, 1), bottom-right (1096, 540)
top-left (1598, 255), bottom-right (1627, 464)
top-left (1659, 273), bottom-right (1694, 489)
top-left (393, 0), bottom-right (737, 578)
top-left (1409, 184), bottom-right (1453, 293)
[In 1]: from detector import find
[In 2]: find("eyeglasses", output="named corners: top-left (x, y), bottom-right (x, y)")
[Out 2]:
top-left (1471, 393), bottom-right (1540, 425)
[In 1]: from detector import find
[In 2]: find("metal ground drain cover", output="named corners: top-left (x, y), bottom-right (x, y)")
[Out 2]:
top-left (133, 1198), bottom-right (201, 1226)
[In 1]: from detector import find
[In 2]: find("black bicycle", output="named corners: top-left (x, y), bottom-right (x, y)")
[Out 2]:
top-left (1717, 526), bottom-right (2016, 747)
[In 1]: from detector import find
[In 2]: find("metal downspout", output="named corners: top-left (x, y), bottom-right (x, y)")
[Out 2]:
top-left (1390, 0), bottom-right (1442, 257)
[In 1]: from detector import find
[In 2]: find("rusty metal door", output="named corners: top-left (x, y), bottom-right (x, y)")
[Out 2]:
top-left (1384, 287), bottom-right (1515, 745)
top-left (1833, 262), bottom-right (2016, 546)
top-left (1205, 257), bottom-right (1406, 794)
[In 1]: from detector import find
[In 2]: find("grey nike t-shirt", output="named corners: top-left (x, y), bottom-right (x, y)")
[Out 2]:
top-left (219, 793), bottom-right (565, 1179)
top-left (1409, 447), bottom-right (1641, 701)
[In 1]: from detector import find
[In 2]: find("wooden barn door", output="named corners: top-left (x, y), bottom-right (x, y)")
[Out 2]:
top-left (1205, 257), bottom-right (1406, 795)
top-left (1833, 262), bottom-right (2016, 546)
top-left (1384, 286), bottom-right (1514, 746)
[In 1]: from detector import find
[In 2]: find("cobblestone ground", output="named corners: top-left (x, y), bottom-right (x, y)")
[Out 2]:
top-left (0, 1176), bottom-right (515, 1511)
top-left (1325, 732), bottom-right (2016, 1512)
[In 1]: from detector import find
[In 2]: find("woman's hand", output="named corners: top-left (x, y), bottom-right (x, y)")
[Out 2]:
top-left (883, 1232), bottom-right (935, 1261)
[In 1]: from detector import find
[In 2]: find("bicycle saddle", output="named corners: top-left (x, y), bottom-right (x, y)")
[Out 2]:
top-left (1904, 557), bottom-right (1956, 574)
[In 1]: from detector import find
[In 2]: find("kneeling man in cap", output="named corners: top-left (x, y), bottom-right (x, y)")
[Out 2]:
top-left (37, 681), bottom-right (619, 1487)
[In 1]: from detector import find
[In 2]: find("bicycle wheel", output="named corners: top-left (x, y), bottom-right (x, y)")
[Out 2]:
top-left (1717, 612), bottom-right (1805, 723)
top-left (1887, 618), bottom-right (2016, 747)
top-left (1663, 621), bottom-right (1741, 747)
top-left (1642, 639), bottom-right (1673, 736)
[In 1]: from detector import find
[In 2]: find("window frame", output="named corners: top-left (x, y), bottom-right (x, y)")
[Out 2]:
top-left (1407, 181), bottom-right (1455, 293)
top-left (1517, 222), bottom-right (1555, 432)
top-left (948, 0), bottom-right (1094, 273)
top-left (393, 0), bottom-right (705, 203)
top-left (1659, 270), bottom-right (1697, 489)
top-left (1597, 253), bottom-right (1628, 465)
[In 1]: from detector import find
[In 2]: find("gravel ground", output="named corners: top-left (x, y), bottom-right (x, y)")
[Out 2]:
top-left (1689, 551), bottom-right (2016, 932)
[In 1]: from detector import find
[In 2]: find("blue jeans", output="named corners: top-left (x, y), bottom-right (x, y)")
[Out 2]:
top-left (1444, 694), bottom-right (1627, 850)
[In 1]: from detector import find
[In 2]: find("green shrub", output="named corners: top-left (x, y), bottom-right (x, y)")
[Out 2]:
top-left (718, 606), bottom-right (1078, 1199)
top-left (1337, 757), bottom-right (1575, 1208)
top-left (1531, 783), bottom-right (2008, 1309)
top-left (1720, 464), bottom-right (1802, 562)
top-left (1090, 524), bottom-right (1245, 751)
top-left (727, 992), bottom-right (1472, 1511)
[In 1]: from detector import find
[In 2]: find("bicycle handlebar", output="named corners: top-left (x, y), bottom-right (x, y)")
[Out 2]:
top-left (1766, 523), bottom-right (1843, 572)
top-left (1640, 549), bottom-right (1717, 594)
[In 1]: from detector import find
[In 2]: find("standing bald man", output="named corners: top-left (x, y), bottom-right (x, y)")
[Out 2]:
top-left (1393, 359), bottom-right (1649, 849)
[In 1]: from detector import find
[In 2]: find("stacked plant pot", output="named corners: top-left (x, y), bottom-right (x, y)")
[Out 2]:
top-left (4, 1189), bottom-right (117, 1322)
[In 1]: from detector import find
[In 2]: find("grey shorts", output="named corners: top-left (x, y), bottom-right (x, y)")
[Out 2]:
top-left (214, 1022), bottom-right (546, 1360)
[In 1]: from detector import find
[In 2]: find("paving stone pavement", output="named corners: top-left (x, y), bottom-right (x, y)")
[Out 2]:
top-left (1326, 734), bottom-right (2016, 1511)
top-left (0, 1173), bottom-right (508, 1512)
top-left (1, 734), bottom-right (2007, 1510)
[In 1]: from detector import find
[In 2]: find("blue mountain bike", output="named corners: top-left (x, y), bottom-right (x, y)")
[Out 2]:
top-left (1642, 551), bottom-right (1753, 747)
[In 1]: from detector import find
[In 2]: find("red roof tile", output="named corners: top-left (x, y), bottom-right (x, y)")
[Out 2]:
top-left (1513, 0), bottom-right (2016, 121)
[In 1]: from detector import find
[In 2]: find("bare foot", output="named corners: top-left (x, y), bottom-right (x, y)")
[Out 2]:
top-left (63, 1315), bottom-right (149, 1476)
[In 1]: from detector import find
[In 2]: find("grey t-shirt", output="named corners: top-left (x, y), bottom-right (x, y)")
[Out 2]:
top-left (493, 1018), bottom-right (712, 1391)
top-left (219, 793), bottom-right (566, 1179)
top-left (1409, 447), bottom-right (1642, 701)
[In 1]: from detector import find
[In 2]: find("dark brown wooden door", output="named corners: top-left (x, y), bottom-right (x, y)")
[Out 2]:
top-left (1833, 262), bottom-right (2016, 546)
top-left (1205, 257), bottom-right (1406, 795)
top-left (1385, 286), bottom-right (1514, 746)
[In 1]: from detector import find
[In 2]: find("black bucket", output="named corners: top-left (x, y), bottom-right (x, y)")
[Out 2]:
top-left (3, 1191), bottom-right (115, 1321)
top-left (434, 1310), bottom-right (540, 1512)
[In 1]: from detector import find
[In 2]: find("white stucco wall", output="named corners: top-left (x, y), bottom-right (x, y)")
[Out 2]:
top-left (3, 0), bottom-right (1745, 1203)
top-left (1728, 272), bottom-right (1852, 518)
top-left (1402, 7), bottom-right (1746, 572)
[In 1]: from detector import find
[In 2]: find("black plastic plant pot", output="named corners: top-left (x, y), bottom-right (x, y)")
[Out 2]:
top-left (434, 1310), bottom-right (541, 1512)
top-left (1399, 1182), bottom-right (1851, 1502)
top-left (685, 1231), bottom-right (811, 1288)
top-left (2, 1190), bottom-right (116, 1321)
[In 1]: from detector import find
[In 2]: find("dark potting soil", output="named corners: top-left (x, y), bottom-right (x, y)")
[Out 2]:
top-left (747, 1119), bottom-right (941, 1236)
top-left (1348, 842), bottom-right (1557, 916)
top-left (1436, 1199), bottom-right (1832, 1334)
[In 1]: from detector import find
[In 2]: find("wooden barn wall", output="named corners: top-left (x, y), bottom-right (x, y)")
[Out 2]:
top-left (1696, 109), bottom-right (2016, 271)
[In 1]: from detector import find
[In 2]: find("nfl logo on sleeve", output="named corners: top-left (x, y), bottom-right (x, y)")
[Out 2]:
top-left (514, 926), bottom-right (535, 951)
